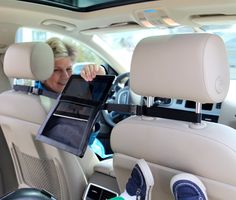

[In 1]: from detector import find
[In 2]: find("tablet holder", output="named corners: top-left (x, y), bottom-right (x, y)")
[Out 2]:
top-left (37, 74), bottom-right (201, 158)
top-left (37, 75), bottom-right (115, 157)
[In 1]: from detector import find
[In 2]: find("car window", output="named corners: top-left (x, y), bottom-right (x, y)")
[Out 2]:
top-left (93, 26), bottom-right (194, 70)
top-left (201, 25), bottom-right (236, 80)
top-left (16, 27), bottom-right (104, 65)
top-left (95, 25), bottom-right (236, 80)
top-left (15, 27), bottom-right (105, 84)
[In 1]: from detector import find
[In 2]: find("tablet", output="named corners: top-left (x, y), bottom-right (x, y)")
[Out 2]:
top-left (37, 75), bottom-right (115, 157)
top-left (53, 75), bottom-right (115, 121)
top-left (62, 74), bottom-right (115, 102)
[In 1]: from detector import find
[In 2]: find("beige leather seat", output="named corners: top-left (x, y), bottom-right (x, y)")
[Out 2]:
top-left (111, 33), bottom-right (236, 200)
top-left (0, 49), bottom-right (11, 93)
top-left (0, 47), bottom-right (16, 196)
top-left (0, 42), bottom-right (96, 200)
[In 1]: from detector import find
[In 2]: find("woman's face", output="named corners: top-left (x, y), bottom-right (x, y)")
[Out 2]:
top-left (44, 57), bottom-right (73, 93)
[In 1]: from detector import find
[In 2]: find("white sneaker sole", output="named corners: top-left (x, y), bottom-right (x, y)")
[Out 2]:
top-left (137, 159), bottom-right (154, 200)
top-left (170, 173), bottom-right (208, 200)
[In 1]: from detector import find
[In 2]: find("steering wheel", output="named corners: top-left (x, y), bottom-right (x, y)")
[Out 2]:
top-left (102, 72), bottom-right (141, 127)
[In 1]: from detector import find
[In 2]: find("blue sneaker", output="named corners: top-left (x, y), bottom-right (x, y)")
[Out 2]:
top-left (170, 173), bottom-right (208, 200)
top-left (125, 159), bottom-right (154, 200)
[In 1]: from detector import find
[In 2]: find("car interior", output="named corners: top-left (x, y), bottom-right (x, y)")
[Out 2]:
top-left (0, 0), bottom-right (236, 200)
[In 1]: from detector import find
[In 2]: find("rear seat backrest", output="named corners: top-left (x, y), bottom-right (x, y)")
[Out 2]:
top-left (0, 52), bottom-right (11, 93)
top-left (0, 42), bottom-right (91, 200)
top-left (111, 33), bottom-right (236, 200)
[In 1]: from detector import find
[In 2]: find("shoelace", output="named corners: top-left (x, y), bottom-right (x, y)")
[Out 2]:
top-left (136, 188), bottom-right (141, 200)
top-left (135, 166), bottom-right (144, 188)
top-left (135, 165), bottom-right (144, 200)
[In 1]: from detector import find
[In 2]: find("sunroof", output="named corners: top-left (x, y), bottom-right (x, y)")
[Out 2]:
top-left (19, 0), bottom-right (155, 12)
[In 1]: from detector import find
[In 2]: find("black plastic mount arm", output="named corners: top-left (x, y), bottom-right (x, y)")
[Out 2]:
top-left (103, 103), bottom-right (202, 123)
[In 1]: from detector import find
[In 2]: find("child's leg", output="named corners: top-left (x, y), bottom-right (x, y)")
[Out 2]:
top-left (170, 173), bottom-right (208, 200)
top-left (110, 159), bottom-right (154, 200)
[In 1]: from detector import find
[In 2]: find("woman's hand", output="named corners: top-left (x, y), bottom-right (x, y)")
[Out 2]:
top-left (80, 64), bottom-right (106, 81)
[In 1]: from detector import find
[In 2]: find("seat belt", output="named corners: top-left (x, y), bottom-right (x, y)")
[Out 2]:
top-left (13, 85), bottom-right (59, 99)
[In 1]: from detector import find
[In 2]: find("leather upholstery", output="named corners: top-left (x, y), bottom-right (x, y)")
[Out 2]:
top-left (4, 42), bottom-right (54, 80)
top-left (130, 33), bottom-right (230, 103)
top-left (111, 33), bottom-right (236, 200)
top-left (0, 42), bottom-right (90, 200)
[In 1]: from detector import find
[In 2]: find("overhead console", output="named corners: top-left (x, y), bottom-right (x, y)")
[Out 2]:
top-left (160, 0), bottom-right (236, 27)
top-left (134, 7), bottom-right (180, 28)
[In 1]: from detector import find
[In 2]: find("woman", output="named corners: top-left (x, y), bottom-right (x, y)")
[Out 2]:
top-left (42, 37), bottom-right (106, 93)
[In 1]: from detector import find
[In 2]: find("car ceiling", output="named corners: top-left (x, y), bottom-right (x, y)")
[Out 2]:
top-left (19, 0), bottom-right (155, 11)
top-left (1, 0), bottom-right (236, 49)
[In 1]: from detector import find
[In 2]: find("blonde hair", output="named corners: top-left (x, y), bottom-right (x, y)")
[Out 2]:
top-left (46, 37), bottom-right (78, 62)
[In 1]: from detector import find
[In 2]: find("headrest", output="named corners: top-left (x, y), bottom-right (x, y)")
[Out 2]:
top-left (4, 42), bottom-right (54, 81)
top-left (130, 33), bottom-right (230, 103)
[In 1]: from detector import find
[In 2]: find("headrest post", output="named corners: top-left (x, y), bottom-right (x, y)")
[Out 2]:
top-left (146, 96), bottom-right (154, 107)
top-left (195, 102), bottom-right (201, 114)
top-left (195, 102), bottom-right (202, 124)
top-left (13, 78), bottom-right (18, 85)
top-left (30, 80), bottom-right (35, 87)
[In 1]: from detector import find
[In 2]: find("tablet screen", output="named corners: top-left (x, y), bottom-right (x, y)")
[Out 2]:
top-left (62, 75), bottom-right (115, 102)
top-left (54, 102), bottom-right (93, 121)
